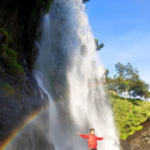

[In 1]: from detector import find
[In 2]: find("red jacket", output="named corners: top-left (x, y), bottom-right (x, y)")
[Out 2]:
top-left (80, 134), bottom-right (103, 149)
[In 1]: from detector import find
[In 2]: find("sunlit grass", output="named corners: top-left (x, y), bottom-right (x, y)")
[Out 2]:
top-left (109, 93), bottom-right (150, 140)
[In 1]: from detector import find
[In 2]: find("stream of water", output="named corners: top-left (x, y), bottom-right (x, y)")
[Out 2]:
top-left (35, 0), bottom-right (120, 150)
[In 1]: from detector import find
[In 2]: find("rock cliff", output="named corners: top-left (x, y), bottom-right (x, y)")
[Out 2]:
top-left (0, 0), bottom-right (52, 149)
top-left (120, 118), bottom-right (150, 150)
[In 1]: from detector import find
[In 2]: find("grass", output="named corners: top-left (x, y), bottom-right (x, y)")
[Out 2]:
top-left (109, 93), bottom-right (150, 140)
top-left (2, 83), bottom-right (15, 95)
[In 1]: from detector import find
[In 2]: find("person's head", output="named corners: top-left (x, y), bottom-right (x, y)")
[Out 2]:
top-left (90, 128), bottom-right (95, 135)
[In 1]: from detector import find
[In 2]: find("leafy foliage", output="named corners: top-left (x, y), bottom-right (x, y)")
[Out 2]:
top-left (105, 62), bottom-right (150, 100)
top-left (110, 93), bottom-right (150, 140)
top-left (32, 0), bottom-right (53, 15)
top-left (95, 39), bottom-right (104, 51)
top-left (41, 0), bottom-right (53, 14)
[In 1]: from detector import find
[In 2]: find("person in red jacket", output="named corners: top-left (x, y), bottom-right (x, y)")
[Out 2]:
top-left (76, 128), bottom-right (104, 150)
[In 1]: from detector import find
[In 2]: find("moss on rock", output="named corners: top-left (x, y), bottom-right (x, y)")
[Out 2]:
top-left (8, 60), bottom-right (25, 75)
top-left (0, 28), bottom-right (24, 76)
top-left (2, 83), bottom-right (15, 95)
top-left (1, 44), bottom-right (17, 61)
top-left (1, 44), bottom-right (24, 75)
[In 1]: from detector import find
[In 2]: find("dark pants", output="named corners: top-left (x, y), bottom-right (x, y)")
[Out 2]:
top-left (88, 149), bottom-right (97, 150)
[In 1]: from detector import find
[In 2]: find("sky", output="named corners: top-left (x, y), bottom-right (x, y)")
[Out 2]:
top-left (85, 0), bottom-right (150, 86)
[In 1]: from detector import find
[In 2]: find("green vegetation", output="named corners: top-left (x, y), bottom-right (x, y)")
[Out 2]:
top-left (2, 83), bottom-right (15, 95)
top-left (95, 39), bottom-right (104, 51)
top-left (32, 0), bottom-right (53, 16)
top-left (1, 44), bottom-right (24, 75)
top-left (1, 44), bottom-right (17, 61)
top-left (110, 93), bottom-right (150, 140)
top-left (8, 60), bottom-right (25, 75)
top-left (40, 0), bottom-right (53, 14)
top-left (106, 62), bottom-right (150, 139)
top-left (0, 28), bottom-right (24, 75)
top-left (105, 62), bottom-right (150, 101)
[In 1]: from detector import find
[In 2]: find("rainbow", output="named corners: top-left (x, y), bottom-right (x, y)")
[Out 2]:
top-left (0, 82), bottom-right (103, 150)
top-left (0, 105), bottom-right (49, 150)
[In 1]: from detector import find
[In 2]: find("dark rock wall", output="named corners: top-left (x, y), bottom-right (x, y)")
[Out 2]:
top-left (0, 0), bottom-right (50, 148)
top-left (120, 118), bottom-right (150, 150)
top-left (0, 0), bottom-right (41, 68)
top-left (8, 113), bottom-right (55, 150)
top-left (0, 72), bottom-right (49, 141)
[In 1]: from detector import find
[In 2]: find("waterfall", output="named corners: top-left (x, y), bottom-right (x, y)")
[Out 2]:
top-left (35, 0), bottom-right (120, 150)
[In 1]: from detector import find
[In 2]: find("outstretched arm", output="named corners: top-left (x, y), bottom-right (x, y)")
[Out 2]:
top-left (96, 136), bottom-right (104, 140)
top-left (76, 132), bottom-right (81, 135)
top-left (76, 132), bottom-right (89, 139)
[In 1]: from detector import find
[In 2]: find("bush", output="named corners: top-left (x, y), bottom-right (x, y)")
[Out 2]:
top-left (2, 83), bottom-right (15, 95)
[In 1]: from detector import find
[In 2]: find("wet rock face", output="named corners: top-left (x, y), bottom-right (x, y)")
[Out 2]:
top-left (0, 0), bottom-right (52, 149)
top-left (120, 118), bottom-right (150, 150)
top-left (0, 71), bottom-right (48, 142)
top-left (0, 0), bottom-right (45, 142)
top-left (8, 126), bottom-right (55, 150)
top-left (0, 0), bottom-right (41, 69)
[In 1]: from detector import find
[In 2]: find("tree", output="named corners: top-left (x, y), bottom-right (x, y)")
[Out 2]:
top-left (105, 69), bottom-right (109, 80)
top-left (106, 62), bottom-right (150, 101)
top-left (95, 39), bottom-right (104, 51)
top-left (115, 77), bottom-right (132, 100)
top-left (104, 69), bottom-right (118, 93)
top-left (114, 62), bottom-right (139, 100)
top-left (131, 80), bottom-right (149, 99)
top-left (143, 90), bottom-right (150, 101)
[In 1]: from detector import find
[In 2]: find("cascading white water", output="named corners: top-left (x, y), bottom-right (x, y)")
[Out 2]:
top-left (35, 0), bottom-right (120, 150)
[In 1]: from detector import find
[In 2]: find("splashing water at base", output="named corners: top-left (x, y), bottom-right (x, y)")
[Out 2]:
top-left (35, 0), bottom-right (120, 150)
